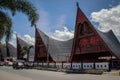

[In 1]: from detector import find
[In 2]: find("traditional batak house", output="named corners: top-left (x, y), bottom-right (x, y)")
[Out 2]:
top-left (3, 42), bottom-right (17, 63)
top-left (69, 3), bottom-right (120, 69)
top-left (0, 42), bottom-right (16, 63)
top-left (34, 26), bottom-right (73, 63)
top-left (16, 36), bottom-right (34, 61)
top-left (7, 42), bottom-right (17, 58)
top-left (0, 42), bottom-right (16, 61)
top-left (0, 45), bottom-right (6, 61)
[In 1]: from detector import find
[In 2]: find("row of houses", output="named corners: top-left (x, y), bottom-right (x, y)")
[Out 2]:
top-left (0, 3), bottom-right (120, 70)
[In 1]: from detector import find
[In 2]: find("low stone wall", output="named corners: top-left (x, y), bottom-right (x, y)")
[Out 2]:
top-left (34, 67), bottom-right (104, 75)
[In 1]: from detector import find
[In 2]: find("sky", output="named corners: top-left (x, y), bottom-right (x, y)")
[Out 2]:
top-left (2, 0), bottom-right (120, 46)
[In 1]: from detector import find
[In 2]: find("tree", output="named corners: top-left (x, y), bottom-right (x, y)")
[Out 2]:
top-left (22, 45), bottom-right (33, 61)
top-left (0, 0), bottom-right (39, 42)
top-left (0, 11), bottom-right (12, 42)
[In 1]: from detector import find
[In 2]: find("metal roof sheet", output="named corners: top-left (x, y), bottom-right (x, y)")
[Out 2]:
top-left (37, 28), bottom-right (73, 61)
top-left (96, 29), bottom-right (120, 58)
top-left (17, 37), bottom-right (35, 61)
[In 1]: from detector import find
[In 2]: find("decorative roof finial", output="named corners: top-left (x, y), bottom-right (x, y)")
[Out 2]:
top-left (76, 2), bottom-right (79, 8)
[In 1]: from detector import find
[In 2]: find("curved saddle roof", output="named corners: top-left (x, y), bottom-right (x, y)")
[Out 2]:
top-left (96, 29), bottom-right (120, 58)
top-left (17, 37), bottom-right (35, 61)
top-left (37, 28), bottom-right (73, 61)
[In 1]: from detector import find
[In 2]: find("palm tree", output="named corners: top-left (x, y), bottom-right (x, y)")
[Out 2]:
top-left (0, 11), bottom-right (12, 42)
top-left (22, 45), bottom-right (33, 62)
top-left (0, 0), bottom-right (39, 42)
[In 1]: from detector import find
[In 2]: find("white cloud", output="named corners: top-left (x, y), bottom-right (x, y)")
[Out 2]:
top-left (51, 26), bottom-right (74, 41)
top-left (91, 4), bottom-right (120, 37)
top-left (23, 34), bottom-right (35, 45)
top-left (9, 33), bottom-right (35, 47)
